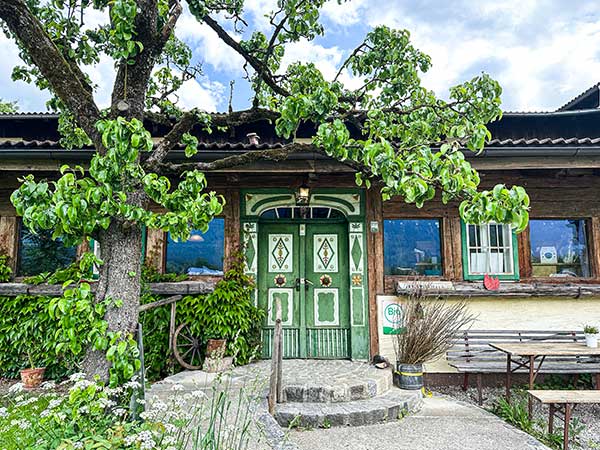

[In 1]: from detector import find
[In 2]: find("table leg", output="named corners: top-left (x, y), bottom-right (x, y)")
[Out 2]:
top-left (548, 403), bottom-right (554, 434)
top-left (506, 353), bottom-right (512, 401)
top-left (563, 403), bottom-right (571, 450)
top-left (528, 355), bottom-right (535, 418)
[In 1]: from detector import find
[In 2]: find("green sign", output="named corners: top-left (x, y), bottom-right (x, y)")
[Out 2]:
top-left (382, 301), bottom-right (405, 335)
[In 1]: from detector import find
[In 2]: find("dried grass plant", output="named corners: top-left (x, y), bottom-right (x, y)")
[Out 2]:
top-left (393, 287), bottom-right (476, 365)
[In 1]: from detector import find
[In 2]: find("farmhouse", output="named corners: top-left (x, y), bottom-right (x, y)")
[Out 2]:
top-left (1, 84), bottom-right (600, 373)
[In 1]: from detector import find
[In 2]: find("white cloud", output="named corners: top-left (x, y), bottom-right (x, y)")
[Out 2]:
top-left (175, 77), bottom-right (225, 112)
top-left (176, 8), bottom-right (245, 74)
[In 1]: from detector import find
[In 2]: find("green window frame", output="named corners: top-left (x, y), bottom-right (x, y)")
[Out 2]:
top-left (89, 226), bottom-right (147, 279)
top-left (461, 221), bottom-right (519, 281)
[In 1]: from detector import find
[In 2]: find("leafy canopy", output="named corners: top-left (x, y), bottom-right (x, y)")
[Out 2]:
top-left (4, 0), bottom-right (530, 256)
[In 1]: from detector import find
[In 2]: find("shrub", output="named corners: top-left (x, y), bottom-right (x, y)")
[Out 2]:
top-left (0, 254), bottom-right (12, 282)
top-left (0, 294), bottom-right (78, 379)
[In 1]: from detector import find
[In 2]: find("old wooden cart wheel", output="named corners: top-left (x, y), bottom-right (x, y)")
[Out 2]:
top-left (173, 323), bottom-right (203, 370)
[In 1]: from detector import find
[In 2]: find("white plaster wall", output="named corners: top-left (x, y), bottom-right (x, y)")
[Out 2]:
top-left (376, 295), bottom-right (600, 372)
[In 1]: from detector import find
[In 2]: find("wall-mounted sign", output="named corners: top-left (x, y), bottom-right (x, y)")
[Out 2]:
top-left (382, 298), bottom-right (405, 335)
top-left (370, 221), bottom-right (379, 233)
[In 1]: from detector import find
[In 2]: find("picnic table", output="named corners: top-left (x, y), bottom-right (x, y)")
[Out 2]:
top-left (490, 342), bottom-right (600, 414)
top-left (528, 390), bottom-right (600, 450)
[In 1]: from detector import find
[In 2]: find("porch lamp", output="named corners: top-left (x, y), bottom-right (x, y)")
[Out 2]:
top-left (295, 184), bottom-right (310, 205)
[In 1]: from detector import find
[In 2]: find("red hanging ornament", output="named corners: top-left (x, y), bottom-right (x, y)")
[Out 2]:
top-left (484, 274), bottom-right (500, 290)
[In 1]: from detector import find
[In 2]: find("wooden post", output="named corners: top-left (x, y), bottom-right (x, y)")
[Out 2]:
top-left (168, 302), bottom-right (176, 353)
top-left (0, 216), bottom-right (19, 274)
top-left (563, 403), bottom-right (571, 450)
top-left (268, 298), bottom-right (283, 414)
top-left (366, 188), bottom-right (383, 358)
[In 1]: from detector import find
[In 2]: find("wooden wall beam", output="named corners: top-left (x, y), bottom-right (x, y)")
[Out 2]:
top-left (366, 188), bottom-right (383, 358)
top-left (0, 216), bottom-right (19, 274)
top-left (588, 217), bottom-right (600, 279)
top-left (517, 225), bottom-right (532, 279)
top-left (145, 228), bottom-right (166, 272)
top-left (224, 189), bottom-right (241, 271)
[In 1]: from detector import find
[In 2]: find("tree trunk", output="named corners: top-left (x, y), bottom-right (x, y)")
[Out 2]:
top-left (81, 220), bottom-right (143, 381)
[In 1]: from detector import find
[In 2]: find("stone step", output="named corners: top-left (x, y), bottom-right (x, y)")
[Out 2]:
top-left (282, 368), bottom-right (393, 403)
top-left (275, 388), bottom-right (423, 428)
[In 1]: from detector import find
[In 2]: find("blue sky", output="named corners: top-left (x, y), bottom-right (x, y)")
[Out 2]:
top-left (1, 0), bottom-right (599, 113)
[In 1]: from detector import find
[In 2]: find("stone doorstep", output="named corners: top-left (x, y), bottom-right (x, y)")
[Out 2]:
top-left (283, 377), bottom-right (383, 403)
top-left (274, 388), bottom-right (423, 428)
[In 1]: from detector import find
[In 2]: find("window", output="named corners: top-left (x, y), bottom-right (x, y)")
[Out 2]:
top-left (384, 219), bottom-right (443, 276)
top-left (17, 227), bottom-right (77, 276)
top-left (165, 218), bottom-right (225, 275)
top-left (463, 222), bottom-right (518, 280)
top-left (529, 219), bottom-right (590, 278)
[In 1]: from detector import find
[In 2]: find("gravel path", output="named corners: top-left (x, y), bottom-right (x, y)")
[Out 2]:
top-left (289, 395), bottom-right (550, 450)
top-left (436, 385), bottom-right (600, 450)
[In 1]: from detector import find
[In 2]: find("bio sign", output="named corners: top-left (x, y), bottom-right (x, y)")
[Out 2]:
top-left (382, 299), bottom-right (405, 335)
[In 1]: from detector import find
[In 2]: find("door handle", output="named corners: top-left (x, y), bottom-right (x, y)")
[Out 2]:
top-left (295, 278), bottom-right (314, 291)
top-left (304, 279), bottom-right (314, 291)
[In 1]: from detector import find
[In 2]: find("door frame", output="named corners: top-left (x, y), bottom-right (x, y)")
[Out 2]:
top-left (240, 188), bottom-right (370, 360)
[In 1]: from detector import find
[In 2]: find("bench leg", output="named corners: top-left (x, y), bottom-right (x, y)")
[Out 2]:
top-left (477, 373), bottom-right (483, 406)
top-left (596, 373), bottom-right (600, 390)
top-left (462, 373), bottom-right (469, 391)
top-left (548, 403), bottom-right (554, 434)
top-left (563, 403), bottom-right (572, 450)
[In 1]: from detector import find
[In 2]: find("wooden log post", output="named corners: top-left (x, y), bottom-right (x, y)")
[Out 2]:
top-left (268, 297), bottom-right (283, 414)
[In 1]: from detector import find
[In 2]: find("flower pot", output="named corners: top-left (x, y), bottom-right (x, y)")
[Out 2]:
top-left (394, 362), bottom-right (423, 390)
top-left (585, 334), bottom-right (598, 348)
top-left (20, 367), bottom-right (45, 389)
top-left (206, 339), bottom-right (227, 358)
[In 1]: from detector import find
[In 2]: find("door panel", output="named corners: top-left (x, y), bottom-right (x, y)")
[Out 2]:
top-left (305, 223), bottom-right (350, 358)
top-left (259, 221), bottom-right (350, 359)
top-left (258, 224), bottom-right (301, 358)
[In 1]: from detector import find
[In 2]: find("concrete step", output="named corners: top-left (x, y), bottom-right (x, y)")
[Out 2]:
top-left (275, 388), bottom-right (423, 428)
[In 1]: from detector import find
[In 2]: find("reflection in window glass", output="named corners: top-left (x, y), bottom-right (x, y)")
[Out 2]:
top-left (384, 219), bottom-right (442, 276)
top-left (18, 227), bottom-right (77, 276)
top-left (466, 223), bottom-right (514, 276)
top-left (165, 218), bottom-right (225, 275)
top-left (529, 219), bottom-right (589, 277)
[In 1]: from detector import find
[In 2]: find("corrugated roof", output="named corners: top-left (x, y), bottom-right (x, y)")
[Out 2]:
top-left (556, 83), bottom-right (600, 112)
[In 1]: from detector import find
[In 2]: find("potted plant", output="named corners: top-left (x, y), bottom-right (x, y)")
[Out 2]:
top-left (20, 352), bottom-right (45, 389)
top-left (393, 287), bottom-right (475, 390)
top-left (584, 325), bottom-right (599, 348)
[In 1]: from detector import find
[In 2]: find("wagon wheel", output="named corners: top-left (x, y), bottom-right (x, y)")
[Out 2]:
top-left (173, 323), bottom-right (203, 370)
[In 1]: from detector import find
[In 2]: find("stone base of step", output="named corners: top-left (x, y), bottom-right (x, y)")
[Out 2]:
top-left (275, 388), bottom-right (422, 428)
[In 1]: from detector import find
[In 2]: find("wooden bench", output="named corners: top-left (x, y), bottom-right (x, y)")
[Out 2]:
top-left (528, 390), bottom-right (600, 450)
top-left (447, 330), bottom-right (600, 405)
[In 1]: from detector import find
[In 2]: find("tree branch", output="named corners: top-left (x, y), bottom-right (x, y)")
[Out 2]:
top-left (157, 142), bottom-right (313, 172)
top-left (0, 0), bottom-right (103, 151)
top-left (144, 107), bottom-right (281, 170)
top-left (201, 14), bottom-right (290, 98)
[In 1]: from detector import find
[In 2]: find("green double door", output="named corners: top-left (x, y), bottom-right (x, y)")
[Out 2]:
top-left (258, 221), bottom-right (351, 359)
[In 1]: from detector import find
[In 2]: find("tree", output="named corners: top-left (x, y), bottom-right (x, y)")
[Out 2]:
top-left (0, 99), bottom-right (18, 113)
top-left (0, 0), bottom-right (529, 381)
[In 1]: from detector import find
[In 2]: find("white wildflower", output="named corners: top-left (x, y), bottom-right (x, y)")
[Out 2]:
top-left (170, 384), bottom-right (184, 392)
top-left (124, 380), bottom-right (142, 390)
top-left (73, 442), bottom-right (84, 449)
top-left (0, 407), bottom-right (8, 418)
top-left (47, 398), bottom-right (62, 409)
top-left (40, 381), bottom-right (56, 390)
top-left (8, 383), bottom-right (24, 393)
top-left (190, 390), bottom-right (207, 400)
top-left (68, 373), bottom-right (86, 382)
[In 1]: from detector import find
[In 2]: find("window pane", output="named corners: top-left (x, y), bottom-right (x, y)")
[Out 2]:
top-left (18, 227), bottom-right (77, 276)
top-left (466, 223), bottom-right (513, 276)
top-left (165, 218), bottom-right (225, 275)
top-left (529, 219), bottom-right (589, 277)
top-left (384, 219), bottom-right (442, 276)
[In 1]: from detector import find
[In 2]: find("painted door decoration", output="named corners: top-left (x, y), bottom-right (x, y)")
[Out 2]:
top-left (258, 224), bottom-right (301, 358)
top-left (305, 224), bottom-right (350, 358)
top-left (242, 189), bottom-right (369, 360)
top-left (258, 222), bottom-right (351, 359)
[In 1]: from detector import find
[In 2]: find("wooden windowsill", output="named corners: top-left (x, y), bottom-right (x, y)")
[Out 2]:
top-left (395, 279), bottom-right (600, 298)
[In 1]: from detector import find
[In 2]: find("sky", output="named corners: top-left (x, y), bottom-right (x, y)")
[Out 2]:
top-left (1, 0), bottom-right (599, 113)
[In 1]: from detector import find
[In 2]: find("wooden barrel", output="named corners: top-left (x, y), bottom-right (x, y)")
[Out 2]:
top-left (394, 363), bottom-right (423, 390)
